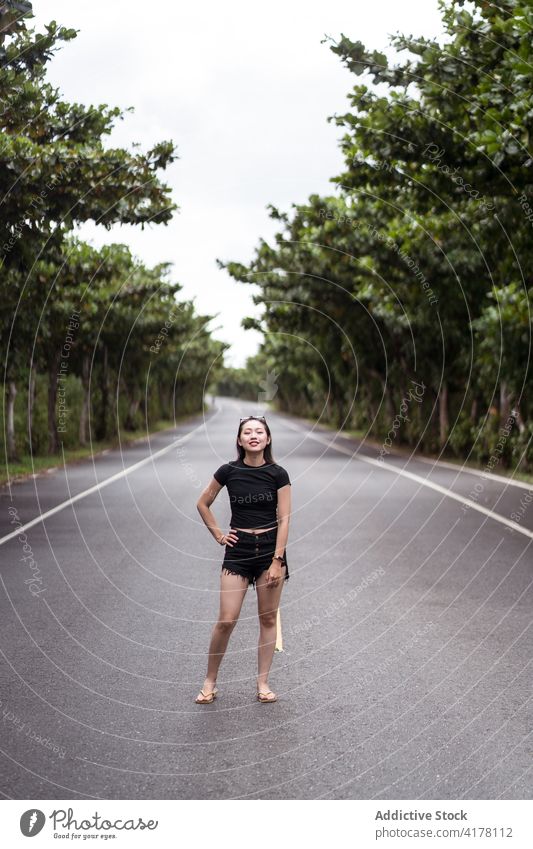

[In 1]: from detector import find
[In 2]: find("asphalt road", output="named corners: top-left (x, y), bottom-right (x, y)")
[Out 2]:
top-left (0, 397), bottom-right (531, 800)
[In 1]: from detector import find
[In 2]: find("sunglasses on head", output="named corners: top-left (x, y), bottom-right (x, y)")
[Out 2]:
top-left (239, 415), bottom-right (267, 423)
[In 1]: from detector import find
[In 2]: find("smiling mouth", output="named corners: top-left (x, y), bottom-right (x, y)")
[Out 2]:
top-left (249, 441), bottom-right (259, 445)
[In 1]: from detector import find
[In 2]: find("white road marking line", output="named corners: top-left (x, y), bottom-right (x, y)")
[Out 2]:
top-left (282, 420), bottom-right (533, 540)
top-left (0, 418), bottom-right (210, 547)
top-left (290, 419), bottom-right (532, 490)
top-left (411, 449), bottom-right (533, 489)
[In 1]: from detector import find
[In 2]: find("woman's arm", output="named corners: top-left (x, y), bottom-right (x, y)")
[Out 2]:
top-left (273, 484), bottom-right (291, 560)
top-left (196, 478), bottom-right (226, 543)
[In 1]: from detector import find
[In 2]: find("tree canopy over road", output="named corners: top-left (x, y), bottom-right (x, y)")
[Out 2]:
top-left (220, 0), bottom-right (533, 473)
top-left (1, 1), bottom-right (226, 466)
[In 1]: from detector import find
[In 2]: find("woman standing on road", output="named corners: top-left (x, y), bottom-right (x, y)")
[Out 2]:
top-left (196, 415), bottom-right (291, 704)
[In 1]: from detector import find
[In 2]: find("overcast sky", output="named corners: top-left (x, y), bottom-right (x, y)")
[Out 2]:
top-left (33, 1), bottom-right (443, 367)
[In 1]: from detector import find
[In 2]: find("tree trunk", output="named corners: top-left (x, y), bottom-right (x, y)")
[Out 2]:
top-left (510, 399), bottom-right (526, 435)
top-left (140, 393), bottom-right (147, 425)
top-left (366, 391), bottom-right (377, 426)
top-left (383, 383), bottom-right (396, 425)
top-left (336, 395), bottom-right (345, 429)
top-left (470, 395), bottom-right (478, 424)
top-left (125, 394), bottom-right (140, 431)
top-left (47, 352), bottom-right (61, 454)
top-left (79, 352), bottom-right (91, 446)
top-left (439, 381), bottom-right (449, 447)
top-left (158, 384), bottom-right (168, 420)
top-left (514, 407), bottom-right (526, 435)
top-left (27, 361), bottom-right (37, 452)
top-left (500, 380), bottom-right (511, 423)
top-left (96, 344), bottom-right (109, 441)
top-left (6, 380), bottom-right (18, 461)
top-left (302, 384), bottom-right (314, 412)
top-left (109, 372), bottom-right (119, 439)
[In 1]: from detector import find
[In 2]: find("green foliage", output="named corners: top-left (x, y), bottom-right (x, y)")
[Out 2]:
top-left (0, 6), bottom-right (226, 464)
top-left (221, 0), bottom-right (533, 471)
top-left (214, 367), bottom-right (260, 401)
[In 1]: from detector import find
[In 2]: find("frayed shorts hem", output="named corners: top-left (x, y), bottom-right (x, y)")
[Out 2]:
top-left (221, 565), bottom-right (289, 591)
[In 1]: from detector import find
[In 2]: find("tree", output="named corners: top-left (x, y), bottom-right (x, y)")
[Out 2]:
top-left (220, 0), bottom-right (533, 468)
top-left (0, 6), bottom-right (178, 457)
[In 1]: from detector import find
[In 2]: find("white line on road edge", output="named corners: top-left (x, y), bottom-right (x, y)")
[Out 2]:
top-left (410, 449), bottom-right (533, 489)
top-left (294, 418), bottom-right (532, 490)
top-left (0, 418), bottom-right (210, 548)
top-left (283, 420), bottom-right (533, 541)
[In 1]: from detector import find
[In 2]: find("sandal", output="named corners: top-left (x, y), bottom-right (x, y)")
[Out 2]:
top-left (195, 686), bottom-right (218, 704)
top-left (257, 689), bottom-right (277, 703)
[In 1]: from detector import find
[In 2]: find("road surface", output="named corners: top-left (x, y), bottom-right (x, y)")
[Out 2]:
top-left (0, 397), bottom-right (531, 799)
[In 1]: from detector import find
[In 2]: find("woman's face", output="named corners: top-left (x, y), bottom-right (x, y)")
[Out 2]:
top-left (238, 419), bottom-right (270, 455)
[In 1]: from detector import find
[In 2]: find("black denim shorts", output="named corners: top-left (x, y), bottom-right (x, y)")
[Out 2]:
top-left (221, 527), bottom-right (289, 590)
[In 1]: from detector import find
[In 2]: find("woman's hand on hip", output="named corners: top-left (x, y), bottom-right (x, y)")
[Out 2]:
top-left (217, 530), bottom-right (239, 547)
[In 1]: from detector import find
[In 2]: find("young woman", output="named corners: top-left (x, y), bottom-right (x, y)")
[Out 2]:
top-left (196, 415), bottom-right (291, 704)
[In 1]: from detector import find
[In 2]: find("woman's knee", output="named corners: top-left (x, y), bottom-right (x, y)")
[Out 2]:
top-left (258, 610), bottom-right (277, 629)
top-left (215, 618), bottom-right (237, 635)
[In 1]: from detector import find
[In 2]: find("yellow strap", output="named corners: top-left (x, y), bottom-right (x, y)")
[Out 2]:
top-left (275, 608), bottom-right (283, 652)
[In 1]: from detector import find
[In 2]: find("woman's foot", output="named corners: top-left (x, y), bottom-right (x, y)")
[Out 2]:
top-left (195, 679), bottom-right (218, 704)
top-left (257, 682), bottom-right (277, 702)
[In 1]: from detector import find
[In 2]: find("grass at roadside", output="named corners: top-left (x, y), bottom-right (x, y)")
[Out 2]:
top-left (0, 416), bottom-right (195, 488)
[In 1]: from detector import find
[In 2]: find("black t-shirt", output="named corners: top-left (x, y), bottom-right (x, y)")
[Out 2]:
top-left (213, 458), bottom-right (291, 530)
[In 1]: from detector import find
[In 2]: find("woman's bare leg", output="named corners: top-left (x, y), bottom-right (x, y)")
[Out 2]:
top-left (199, 570), bottom-right (249, 694)
top-left (255, 567), bottom-right (286, 695)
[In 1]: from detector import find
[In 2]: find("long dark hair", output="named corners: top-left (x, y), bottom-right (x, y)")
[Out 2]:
top-left (235, 417), bottom-right (275, 464)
